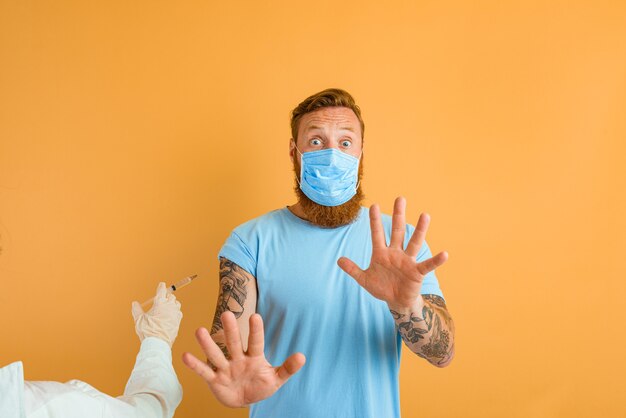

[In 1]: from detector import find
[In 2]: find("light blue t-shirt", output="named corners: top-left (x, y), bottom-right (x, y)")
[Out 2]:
top-left (218, 206), bottom-right (443, 418)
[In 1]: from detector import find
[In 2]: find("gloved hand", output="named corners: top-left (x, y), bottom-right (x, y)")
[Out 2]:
top-left (131, 282), bottom-right (183, 347)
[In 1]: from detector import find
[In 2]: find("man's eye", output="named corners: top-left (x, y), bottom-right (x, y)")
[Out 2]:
top-left (341, 140), bottom-right (352, 148)
top-left (310, 138), bottom-right (322, 146)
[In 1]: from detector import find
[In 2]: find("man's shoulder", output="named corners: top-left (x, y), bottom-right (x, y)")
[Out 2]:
top-left (229, 207), bottom-right (288, 236)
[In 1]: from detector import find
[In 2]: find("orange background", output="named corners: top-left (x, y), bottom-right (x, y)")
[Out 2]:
top-left (1, 1), bottom-right (625, 417)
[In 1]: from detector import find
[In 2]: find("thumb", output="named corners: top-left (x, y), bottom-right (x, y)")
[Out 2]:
top-left (276, 352), bottom-right (306, 384)
top-left (337, 257), bottom-right (366, 285)
top-left (131, 301), bottom-right (143, 321)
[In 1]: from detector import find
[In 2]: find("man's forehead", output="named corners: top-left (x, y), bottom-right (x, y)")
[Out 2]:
top-left (301, 107), bottom-right (358, 125)
top-left (299, 107), bottom-right (361, 131)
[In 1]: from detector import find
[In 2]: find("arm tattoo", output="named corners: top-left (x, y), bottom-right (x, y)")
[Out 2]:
top-left (393, 311), bottom-right (428, 344)
top-left (391, 295), bottom-right (454, 365)
top-left (210, 258), bottom-right (250, 358)
top-left (423, 294), bottom-right (447, 308)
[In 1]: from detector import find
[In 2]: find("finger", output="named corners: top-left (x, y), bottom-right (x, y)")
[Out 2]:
top-left (405, 213), bottom-right (430, 258)
top-left (389, 197), bottom-right (406, 249)
top-left (276, 352), bottom-right (306, 384)
top-left (417, 251), bottom-right (449, 275)
top-left (131, 301), bottom-right (143, 320)
top-left (247, 314), bottom-right (265, 357)
top-left (337, 257), bottom-right (366, 286)
top-left (182, 352), bottom-right (216, 382)
top-left (221, 311), bottom-right (244, 360)
top-left (155, 282), bottom-right (167, 301)
top-left (195, 327), bottom-right (229, 370)
top-left (369, 204), bottom-right (387, 250)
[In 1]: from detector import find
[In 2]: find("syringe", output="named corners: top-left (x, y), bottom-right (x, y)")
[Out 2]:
top-left (141, 274), bottom-right (198, 308)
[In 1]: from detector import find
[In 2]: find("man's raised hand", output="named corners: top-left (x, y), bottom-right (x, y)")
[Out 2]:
top-left (182, 311), bottom-right (306, 408)
top-left (337, 197), bottom-right (448, 312)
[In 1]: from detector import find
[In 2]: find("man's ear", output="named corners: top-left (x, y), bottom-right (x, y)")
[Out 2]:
top-left (289, 138), bottom-right (296, 159)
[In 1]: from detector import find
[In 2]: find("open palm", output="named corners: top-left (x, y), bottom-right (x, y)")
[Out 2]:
top-left (182, 311), bottom-right (306, 408)
top-left (337, 197), bottom-right (448, 311)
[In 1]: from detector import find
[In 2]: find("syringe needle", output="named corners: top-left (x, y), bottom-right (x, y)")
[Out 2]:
top-left (140, 274), bottom-right (198, 309)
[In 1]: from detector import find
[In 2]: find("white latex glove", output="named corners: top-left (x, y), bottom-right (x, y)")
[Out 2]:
top-left (131, 282), bottom-right (183, 347)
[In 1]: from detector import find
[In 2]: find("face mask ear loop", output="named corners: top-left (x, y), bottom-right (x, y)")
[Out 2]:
top-left (355, 148), bottom-right (363, 190)
top-left (293, 143), bottom-right (304, 188)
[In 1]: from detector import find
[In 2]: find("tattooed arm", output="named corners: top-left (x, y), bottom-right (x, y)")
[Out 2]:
top-left (336, 199), bottom-right (454, 367)
top-left (390, 294), bottom-right (455, 367)
top-left (210, 257), bottom-right (257, 358)
top-left (184, 260), bottom-right (304, 407)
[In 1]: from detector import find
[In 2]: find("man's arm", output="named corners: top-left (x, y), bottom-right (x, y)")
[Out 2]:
top-left (390, 294), bottom-right (455, 367)
top-left (210, 257), bottom-right (257, 358)
top-left (337, 197), bottom-right (455, 367)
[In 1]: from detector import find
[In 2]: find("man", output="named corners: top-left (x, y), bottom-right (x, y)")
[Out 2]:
top-left (183, 88), bottom-right (455, 417)
top-left (0, 282), bottom-right (183, 418)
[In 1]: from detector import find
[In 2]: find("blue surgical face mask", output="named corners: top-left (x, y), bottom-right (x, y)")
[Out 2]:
top-left (295, 147), bottom-right (362, 207)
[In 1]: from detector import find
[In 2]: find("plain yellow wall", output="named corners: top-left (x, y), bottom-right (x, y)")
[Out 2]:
top-left (1, 1), bottom-right (625, 417)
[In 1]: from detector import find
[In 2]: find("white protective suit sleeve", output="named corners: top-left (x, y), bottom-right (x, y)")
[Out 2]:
top-left (118, 336), bottom-right (183, 417)
top-left (0, 336), bottom-right (182, 418)
top-left (0, 361), bottom-right (25, 418)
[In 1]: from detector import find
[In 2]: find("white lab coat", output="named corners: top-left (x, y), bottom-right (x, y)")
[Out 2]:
top-left (0, 337), bottom-right (182, 418)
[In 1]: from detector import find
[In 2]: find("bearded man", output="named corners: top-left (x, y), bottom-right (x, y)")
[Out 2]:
top-left (183, 88), bottom-right (455, 418)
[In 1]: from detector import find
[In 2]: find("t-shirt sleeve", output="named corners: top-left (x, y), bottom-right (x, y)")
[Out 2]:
top-left (406, 224), bottom-right (445, 300)
top-left (218, 230), bottom-right (258, 278)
